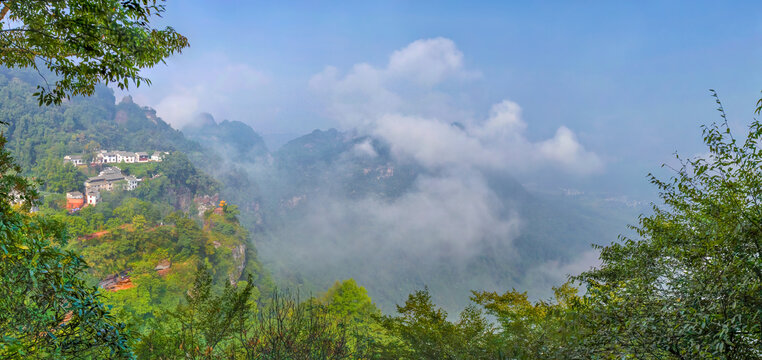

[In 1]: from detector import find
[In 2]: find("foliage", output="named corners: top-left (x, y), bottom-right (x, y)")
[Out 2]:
top-left (235, 289), bottom-right (356, 359)
top-left (321, 279), bottom-right (379, 322)
top-left (0, 0), bottom-right (188, 105)
top-left (471, 283), bottom-right (585, 359)
top-left (320, 279), bottom-right (389, 355)
top-left (0, 68), bottom-right (203, 174)
top-left (0, 136), bottom-right (131, 359)
top-left (135, 268), bottom-right (360, 359)
top-left (376, 288), bottom-right (497, 359)
top-left (135, 266), bottom-right (254, 359)
top-left (160, 151), bottom-right (219, 196)
top-left (32, 151), bottom-right (87, 193)
top-left (575, 93), bottom-right (762, 359)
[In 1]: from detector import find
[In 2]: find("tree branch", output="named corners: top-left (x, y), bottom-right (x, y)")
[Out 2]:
top-left (0, 2), bottom-right (11, 22)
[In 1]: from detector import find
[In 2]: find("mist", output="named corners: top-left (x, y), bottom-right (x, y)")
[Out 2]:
top-left (175, 38), bottom-right (640, 312)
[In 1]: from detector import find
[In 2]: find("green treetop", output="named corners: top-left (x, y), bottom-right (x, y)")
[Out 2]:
top-left (0, 0), bottom-right (188, 105)
top-left (575, 93), bottom-right (762, 359)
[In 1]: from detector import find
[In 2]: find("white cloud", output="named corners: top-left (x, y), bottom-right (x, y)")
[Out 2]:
top-left (154, 92), bottom-right (199, 128)
top-left (370, 101), bottom-right (603, 175)
top-left (116, 53), bottom-right (270, 129)
top-left (387, 38), bottom-right (469, 86)
top-left (374, 114), bottom-right (496, 169)
top-left (309, 37), bottom-right (477, 128)
top-left (309, 64), bottom-right (402, 128)
top-left (277, 172), bottom-right (520, 264)
top-left (352, 139), bottom-right (378, 158)
top-left (310, 38), bottom-right (603, 177)
top-left (538, 126), bottom-right (603, 175)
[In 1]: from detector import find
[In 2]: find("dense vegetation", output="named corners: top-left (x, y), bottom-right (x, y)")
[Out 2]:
top-left (0, 67), bottom-right (203, 172)
top-left (5, 73), bottom-right (761, 358)
top-left (0, 0), bottom-right (188, 105)
top-left (0, 136), bottom-right (131, 358)
top-left (2, 2), bottom-right (761, 358)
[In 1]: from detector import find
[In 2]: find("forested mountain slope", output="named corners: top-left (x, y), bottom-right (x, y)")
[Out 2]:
top-left (0, 67), bottom-right (639, 312)
top-left (0, 68), bottom-right (272, 322)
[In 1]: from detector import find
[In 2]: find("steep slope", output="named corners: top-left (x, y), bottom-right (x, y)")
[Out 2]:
top-left (66, 199), bottom-right (271, 325)
top-left (0, 68), bottom-right (272, 318)
top-left (0, 68), bottom-right (202, 173)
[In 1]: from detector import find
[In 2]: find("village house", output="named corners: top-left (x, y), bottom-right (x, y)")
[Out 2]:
top-left (66, 191), bottom-right (85, 211)
top-left (97, 151), bottom-right (118, 164)
top-left (91, 150), bottom-right (163, 164)
top-left (63, 155), bottom-right (84, 166)
top-left (151, 151), bottom-right (166, 162)
top-left (85, 167), bottom-right (141, 193)
top-left (86, 190), bottom-right (101, 206)
top-left (125, 175), bottom-right (140, 191)
top-left (98, 269), bottom-right (132, 291)
top-left (116, 151), bottom-right (136, 163)
top-left (9, 190), bottom-right (38, 212)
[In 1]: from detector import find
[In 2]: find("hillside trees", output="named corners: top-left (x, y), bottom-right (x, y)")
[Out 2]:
top-left (0, 0), bottom-right (189, 105)
top-left (574, 95), bottom-right (762, 358)
top-left (0, 1), bottom-right (188, 357)
top-left (32, 155), bottom-right (86, 193)
top-left (375, 288), bottom-right (497, 359)
top-left (0, 136), bottom-right (131, 358)
top-left (134, 268), bottom-right (360, 359)
top-left (471, 283), bottom-right (587, 359)
top-left (161, 151), bottom-right (219, 196)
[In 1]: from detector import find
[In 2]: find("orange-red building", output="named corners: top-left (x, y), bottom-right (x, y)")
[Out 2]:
top-left (66, 191), bottom-right (85, 211)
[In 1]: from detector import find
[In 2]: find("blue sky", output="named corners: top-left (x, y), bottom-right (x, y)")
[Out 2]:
top-left (120, 1), bottom-right (762, 197)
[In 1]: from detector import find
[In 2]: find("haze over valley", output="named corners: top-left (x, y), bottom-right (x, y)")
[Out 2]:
top-left (3, 2), bottom-right (761, 358)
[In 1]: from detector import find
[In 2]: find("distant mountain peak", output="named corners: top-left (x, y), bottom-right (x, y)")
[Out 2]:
top-left (182, 114), bottom-right (269, 159)
top-left (186, 112), bottom-right (217, 128)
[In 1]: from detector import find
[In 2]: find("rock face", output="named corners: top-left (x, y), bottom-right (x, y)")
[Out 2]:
top-left (195, 194), bottom-right (220, 217)
top-left (230, 244), bottom-right (247, 285)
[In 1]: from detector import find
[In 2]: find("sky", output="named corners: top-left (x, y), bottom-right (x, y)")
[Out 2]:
top-left (117, 1), bottom-right (762, 198)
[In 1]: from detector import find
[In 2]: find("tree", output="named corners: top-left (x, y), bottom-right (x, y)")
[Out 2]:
top-left (32, 154), bottom-right (86, 193)
top-left (135, 266), bottom-right (253, 359)
top-left (135, 268), bottom-right (357, 359)
top-left (471, 283), bottom-right (586, 359)
top-left (575, 93), bottom-right (762, 359)
top-left (0, 0), bottom-right (189, 105)
top-left (320, 279), bottom-right (387, 355)
top-left (321, 279), bottom-right (379, 322)
top-left (376, 288), bottom-right (496, 359)
top-left (0, 1), bottom-right (187, 357)
top-left (0, 136), bottom-right (131, 358)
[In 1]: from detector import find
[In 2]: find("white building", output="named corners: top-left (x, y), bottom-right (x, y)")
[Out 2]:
top-left (86, 190), bottom-right (101, 206)
top-left (116, 151), bottom-right (136, 163)
top-left (125, 175), bottom-right (141, 191)
top-left (63, 155), bottom-right (84, 166)
top-left (87, 150), bottom-right (164, 164)
top-left (151, 151), bottom-right (166, 162)
top-left (97, 151), bottom-right (118, 163)
top-left (85, 167), bottom-right (141, 193)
